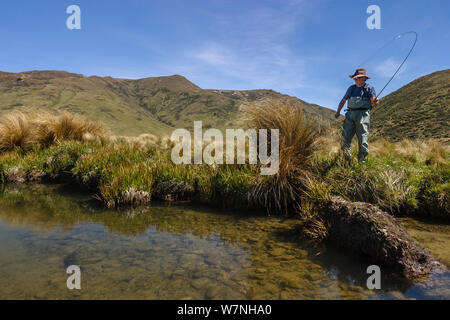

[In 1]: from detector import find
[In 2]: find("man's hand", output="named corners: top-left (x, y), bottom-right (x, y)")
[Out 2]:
top-left (335, 98), bottom-right (346, 118)
top-left (371, 97), bottom-right (379, 107)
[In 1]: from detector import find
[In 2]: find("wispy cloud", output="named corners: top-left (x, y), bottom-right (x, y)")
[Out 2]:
top-left (373, 57), bottom-right (406, 78)
top-left (174, 1), bottom-right (317, 90)
top-left (193, 45), bottom-right (234, 67)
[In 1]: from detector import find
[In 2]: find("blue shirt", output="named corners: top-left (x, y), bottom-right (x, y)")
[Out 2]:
top-left (343, 83), bottom-right (376, 100)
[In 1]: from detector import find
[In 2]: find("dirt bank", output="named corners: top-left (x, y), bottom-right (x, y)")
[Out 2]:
top-left (322, 196), bottom-right (445, 280)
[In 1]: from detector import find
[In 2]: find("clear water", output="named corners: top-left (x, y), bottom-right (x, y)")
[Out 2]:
top-left (0, 183), bottom-right (448, 299)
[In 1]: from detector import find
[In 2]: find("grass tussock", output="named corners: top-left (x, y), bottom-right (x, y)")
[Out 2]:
top-left (40, 112), bottom-right (106, 145)
top-left (245, 99), bottom-right (318, 215)
top-left (0, 111), bottom-right (106, 153)
top-left (0, 112), bottom-right (34, 152)
top-left (244, 99), bottom-right (317, 174)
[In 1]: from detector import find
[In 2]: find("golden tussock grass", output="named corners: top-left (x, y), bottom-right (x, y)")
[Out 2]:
top-left (245, 99), bottom-right (318, 215)
top-left (0, 112), bottom-right (34, 152)
top-left (244, 99), bottom-right (317, 175)
top-left (0, 111), bottom-right (107, 153)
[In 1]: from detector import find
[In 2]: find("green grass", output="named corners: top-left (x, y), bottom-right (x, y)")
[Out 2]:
top-left (3, 138), bottom-right (446, 219)
top-left (371, 69), bottom-right (450, 141)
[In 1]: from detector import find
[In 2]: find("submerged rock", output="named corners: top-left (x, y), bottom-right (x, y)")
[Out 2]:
top-left (322, 196), bottom-right (445, 280)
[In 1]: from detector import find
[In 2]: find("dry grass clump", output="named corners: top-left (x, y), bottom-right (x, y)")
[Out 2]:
top-left (0, 112), bottom-right (34, 152)
top-left (314, 126), bottom-right (341, 157)
top-left (48, 112), bottom-right (105, 143)
top-left (109, 134), bottom-right (174, 150)
top-left (245, 99), bottom-right (318, 215)
top-left (315, 126), bottom-right (449, 165)
top-left (0, 111), bottom-right (106, 153)
top-left (136, 133), bottom-right (160, 145)
top-left (118, 133), bottom-right (160, 148)
top-left (371, 138), bottom-right (448, 164)
top-left (245, 99), bottom-right (317, 174)
top-left (374, 167), bottom-right (416, 212)
top-left (369, 138), bottom-right (397, 158)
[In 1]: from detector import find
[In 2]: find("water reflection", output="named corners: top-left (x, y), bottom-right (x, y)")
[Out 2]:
top-left (0, 183), bottom-right (448, 299)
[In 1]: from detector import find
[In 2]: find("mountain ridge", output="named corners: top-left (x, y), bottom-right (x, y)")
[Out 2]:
top-left (0, 70), bottom-right (335, 136)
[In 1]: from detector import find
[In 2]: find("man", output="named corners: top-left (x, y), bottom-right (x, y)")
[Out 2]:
top-left (335, 68), bottom-right (378, 163)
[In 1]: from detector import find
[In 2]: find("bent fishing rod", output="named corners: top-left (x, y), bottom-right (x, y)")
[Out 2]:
top-left (358, 31), bottom-right (418, 98)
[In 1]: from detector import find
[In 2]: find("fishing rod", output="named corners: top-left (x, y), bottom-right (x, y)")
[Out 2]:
top-left (376, 31), bottom-right (418, 98)
top-left (358, 31), bottom-right (418, 98)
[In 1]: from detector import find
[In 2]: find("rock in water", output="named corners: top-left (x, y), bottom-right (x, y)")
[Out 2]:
top-left (322, 196), bottom-right (444, 280)
top-left (63, 250), bottom-right (80, 268)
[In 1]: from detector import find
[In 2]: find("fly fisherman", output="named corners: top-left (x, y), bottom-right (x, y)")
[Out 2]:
top-left (335, 68), bottom-right (378, 163)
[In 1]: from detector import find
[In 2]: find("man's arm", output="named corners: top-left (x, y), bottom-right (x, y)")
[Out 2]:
top-left (335, 98), bottom-right (346, 118)
top-left (369, 85), bottom-right (378, 107)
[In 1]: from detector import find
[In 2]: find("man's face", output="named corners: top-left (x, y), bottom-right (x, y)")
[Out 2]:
top-left (354, 77), bottom-right (366, 87)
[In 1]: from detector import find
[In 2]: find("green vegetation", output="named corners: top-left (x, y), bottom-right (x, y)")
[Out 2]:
top-left (0, 104), bottom-right (448, 222)
top-left (0, 70), bottom-right (335, 137)
top-left (312, 128), bottom-right (449, 219)
top-left (372, 69), bottom-right (450, 141)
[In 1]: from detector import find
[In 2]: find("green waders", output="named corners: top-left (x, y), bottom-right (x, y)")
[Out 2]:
top-left (342, 95), bottom-right (372, 163)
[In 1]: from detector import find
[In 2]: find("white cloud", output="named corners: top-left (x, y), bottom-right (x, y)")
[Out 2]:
top-left (193, 45), bottom-right (234, 67)
top-left (373, 57), bottom-right (406, 78)
top-left (177, 1), bottom-right (316, 90)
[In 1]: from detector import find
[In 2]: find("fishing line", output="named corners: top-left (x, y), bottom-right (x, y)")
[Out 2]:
top-left (357, 31), bottom-right (418, 98)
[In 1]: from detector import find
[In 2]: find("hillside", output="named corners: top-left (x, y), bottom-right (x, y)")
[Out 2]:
top-left (371, 69), bottom-right (450, 141)
top-left (0, 70), bottom-right (335, 136)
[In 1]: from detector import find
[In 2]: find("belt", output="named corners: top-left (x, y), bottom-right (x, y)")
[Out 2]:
top-left (345, 108), bottom-right (370, 111)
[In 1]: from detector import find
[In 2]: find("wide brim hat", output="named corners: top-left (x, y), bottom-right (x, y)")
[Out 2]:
top-left (349, 68), bottom-right (370, 79)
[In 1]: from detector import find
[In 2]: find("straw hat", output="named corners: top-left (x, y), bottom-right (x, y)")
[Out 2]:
top-left (349, 68), bottom-right (371, 79)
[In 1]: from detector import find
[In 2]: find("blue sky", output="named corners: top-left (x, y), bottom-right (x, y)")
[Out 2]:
top-left (0, 0), bottom-right (448, 110)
